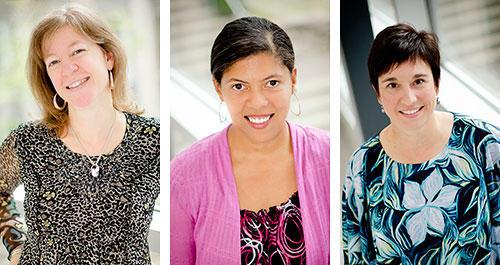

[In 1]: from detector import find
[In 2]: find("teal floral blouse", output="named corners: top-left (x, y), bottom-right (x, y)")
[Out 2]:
top-left (342, 113), bottom-right (500, 265)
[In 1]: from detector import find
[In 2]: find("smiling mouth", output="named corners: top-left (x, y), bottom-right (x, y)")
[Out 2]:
top-left (66, 77), bottom-right (89, 89)
top-left (400, 106), bottom-right (423, 115)
top-left (245, 114), bottom-right (274, 124)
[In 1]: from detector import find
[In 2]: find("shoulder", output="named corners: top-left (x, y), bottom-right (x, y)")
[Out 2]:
top-left (6, 120), bottom-right (50, 145)
top-left (289, 122), bottom-right (330, 160)
top-left (290, 122), bottom-right (329, 143)
top-left (347, 135), bottom-right (381, 178)
top-left (125, 112), bottom-right (160, 143)
top-left (452, 113), bottom-right (500, 142)
top-left (126, 112), bottom-right (160, 129)
top-left (11, 120), bottom-right (47, 136)
top-left (170, 128), bottom-right (227, 183)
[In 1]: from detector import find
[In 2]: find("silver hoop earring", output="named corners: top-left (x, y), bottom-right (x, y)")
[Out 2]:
top-left (380, 105), bottom-right (385, 113)
top-left (109, 70), bottom-right (114, 89)
top-left (290, 92), bottom-right (301, 116)
top-left (53, 93), bottom-right (66, 111)
top-left (219, 101), bottom-right (228, 123)
top-left (436, 96), bottom-right (440, 105)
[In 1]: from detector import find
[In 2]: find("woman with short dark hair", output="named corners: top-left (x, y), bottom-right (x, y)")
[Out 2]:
top-left (171, 17), bottom-right (330, 264)
top-left (342, 23), bottom-right (500, 264)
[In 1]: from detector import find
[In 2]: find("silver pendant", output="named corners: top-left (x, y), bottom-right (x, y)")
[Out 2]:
top-left (91, 164), bottom-right (100, 177)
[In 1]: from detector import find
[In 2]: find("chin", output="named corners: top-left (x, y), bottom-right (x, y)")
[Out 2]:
top-left (69, 97), bottom-right (95, 109)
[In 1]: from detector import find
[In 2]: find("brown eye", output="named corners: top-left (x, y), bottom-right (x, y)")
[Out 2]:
top-left (232, 83), bottom-right (245, 91)
top-left (414, 79), bottom-right (425, 85)
top-left (387, 83), bottom-right (397, 89)
top-left (267, 80), bottom-right (279, 87)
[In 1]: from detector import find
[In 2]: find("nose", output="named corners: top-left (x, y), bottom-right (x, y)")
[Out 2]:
top-left (401, 85), bottom-right (417, 104)
top-left (61, 61), bottom-right (78, 77)
top-left (247, 89), bottom-right (268, 109)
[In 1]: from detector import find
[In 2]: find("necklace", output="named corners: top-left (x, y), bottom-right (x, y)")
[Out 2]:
top-left (69, 110), bottom-right (117, 177)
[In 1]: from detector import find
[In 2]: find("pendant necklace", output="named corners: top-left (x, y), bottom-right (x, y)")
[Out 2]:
top-left (69, 110), bottom-right (117, 177)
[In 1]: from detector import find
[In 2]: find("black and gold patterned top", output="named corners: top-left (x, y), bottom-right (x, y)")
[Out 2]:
top-left (0, 112), bottom-right (160, 264)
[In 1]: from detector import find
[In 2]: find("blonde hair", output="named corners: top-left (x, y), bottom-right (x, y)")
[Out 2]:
top-left (27, 4), bottom-right (143, 134)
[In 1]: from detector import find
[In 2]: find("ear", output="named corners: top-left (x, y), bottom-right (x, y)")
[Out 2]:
top-left (212, 77), bottom-right (224, 101)
top-left (291, 68), bottom-right (297, 94)
top-left (372, 84), bottom-right (381, 103)
top-left (105, 51), bottom-right (115, 70)
top-left (435, 78), bottom-right (440, 94)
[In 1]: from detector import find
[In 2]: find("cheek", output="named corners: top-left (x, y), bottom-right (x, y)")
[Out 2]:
top-left (224, 96), bottom-right (245, 114)
top-left (269, 93), bottom-right (291, 111)
top-left (47, 70), bottom-right (61, 89)
top-left (379, 95), bottom-right (397, 110)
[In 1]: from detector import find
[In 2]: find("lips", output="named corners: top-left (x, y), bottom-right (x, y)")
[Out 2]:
top-left (66, 77), bottom-right (89, 89)
top-left (244, 113), bottom-right (274, 129)
top-left (245, 114), bottom-right (274, 124)
top-left (399, 106), bottom-right (423, 115)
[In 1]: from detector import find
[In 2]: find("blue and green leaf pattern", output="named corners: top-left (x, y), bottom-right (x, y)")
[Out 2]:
top-left (342, 114), bottom-right (500, 265)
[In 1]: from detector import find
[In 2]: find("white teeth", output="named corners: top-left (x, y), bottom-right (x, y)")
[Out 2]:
top-left (248, 115), bottom-right (271, 124)
top-left (67, 77), bottom-right (89, 89)
top-left (401, 108), bottom-right (420, 115)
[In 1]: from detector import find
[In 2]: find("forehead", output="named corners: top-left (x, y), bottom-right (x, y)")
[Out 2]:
top-left (43, 25), bottom-right (90, 57)
top-left (222, 52), bottom-right (288, 79)
top-left (381, 58), bottom-right (432, 78)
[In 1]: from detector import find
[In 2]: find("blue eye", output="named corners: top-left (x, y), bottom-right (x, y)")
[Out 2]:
top-left (47, 60), bottom-right (59, 68)
top-left (267, 80), bottom-right (279, 87)
top-left (73, 49), bottom-right (85, 55)
top-left (232, 83), bottom-right (245, 91)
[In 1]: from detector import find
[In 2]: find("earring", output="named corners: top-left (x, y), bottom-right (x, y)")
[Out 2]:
top-left (436, 96), bottom-right (440, 105)
top-left (109, 70), bottom-right (114, 89)
top-left (53, 93), bottom-right (67, 111)
top-left (219, 101), bottom-right (228, 123)
top-left (380, 105), bottom-right (385, 113)
top-left (290, 92), bottom-right (302, 116)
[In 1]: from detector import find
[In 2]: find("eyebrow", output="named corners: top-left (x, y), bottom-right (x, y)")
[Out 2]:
top-left (224, 73), bottom-right (283, 85)
top-left (44, 40), bottom-right (84, 59)
top-left (380, 73), bottom-right (429, 83)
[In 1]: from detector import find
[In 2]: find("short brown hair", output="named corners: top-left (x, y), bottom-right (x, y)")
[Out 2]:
top-left (27, 4), bottom-right (142, 134)
top-left (367, 23), bottom-right (441, 94)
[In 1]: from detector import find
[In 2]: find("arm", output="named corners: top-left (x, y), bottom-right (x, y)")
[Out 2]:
top-left (170, 159), bottom-right (196, 265)
top-left (482, 125), bottom-right (500, 262)
top-left (342, 151), bottom-right (373, 265)
top-left (0, 132), bottom-right (27, 262)
top-left (170, 197), bottom-right (195, 264)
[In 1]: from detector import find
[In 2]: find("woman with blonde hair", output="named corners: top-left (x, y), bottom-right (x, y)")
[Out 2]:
top-left (0, 4), bottom-right (159, 264)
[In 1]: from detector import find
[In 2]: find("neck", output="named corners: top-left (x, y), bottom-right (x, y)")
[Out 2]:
top-left (385, 111), bottom-right (444, 148)
top-left (66, 104), bottom-right (117, 142)
top-left (227, 122), bottom-right (292, 156)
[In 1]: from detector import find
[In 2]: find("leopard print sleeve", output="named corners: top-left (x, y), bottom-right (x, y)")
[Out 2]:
top-left (0, 130), bottom-right (27, 259)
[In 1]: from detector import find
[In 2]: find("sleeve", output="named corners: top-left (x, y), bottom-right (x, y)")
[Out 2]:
top-left (0, 131), bottom-right (27, 259)
top-left (482, 123), bottom-right (500, 262)
top-left (342, 149), bottom-right (375, 265)
top-left (170, 159), bottom-right (196, 265)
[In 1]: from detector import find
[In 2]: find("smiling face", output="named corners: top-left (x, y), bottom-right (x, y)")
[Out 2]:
top-left (214, 52), bottom-right (296, 144)
top-left (44, 25), bottom-right (114, 109)
top-left (377, 59), bottom-right (438, 131)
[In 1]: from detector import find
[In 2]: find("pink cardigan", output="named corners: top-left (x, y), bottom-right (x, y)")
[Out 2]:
top-left (170, 122), bottom-right (330, 264)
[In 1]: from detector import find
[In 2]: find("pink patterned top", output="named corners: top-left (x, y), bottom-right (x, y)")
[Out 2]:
top-left (240, 191), bottom-right (306, 265)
